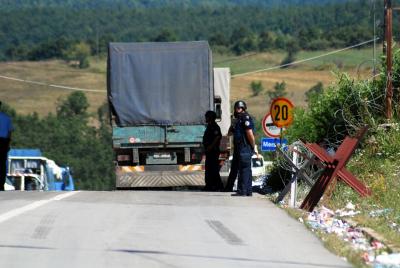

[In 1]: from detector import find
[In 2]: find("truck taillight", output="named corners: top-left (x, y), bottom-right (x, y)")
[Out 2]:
top-left (117, 155), bottom-right (130, 161)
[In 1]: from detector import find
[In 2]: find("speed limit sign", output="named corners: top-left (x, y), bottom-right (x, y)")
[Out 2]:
top-left (270, 97), bottom-right (294, 127)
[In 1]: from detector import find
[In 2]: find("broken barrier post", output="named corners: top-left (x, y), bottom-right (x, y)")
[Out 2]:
top-left (300, 126), bottom-right (371, 212)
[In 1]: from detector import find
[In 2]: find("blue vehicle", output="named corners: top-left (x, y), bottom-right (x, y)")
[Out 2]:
top-left (6, 149), bottom-right (75, 191)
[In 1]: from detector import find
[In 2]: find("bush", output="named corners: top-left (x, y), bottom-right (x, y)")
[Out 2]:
top-left (250, 81), bottom-right (264, 96)
top-left (286, 71), bottom-right (385, 147)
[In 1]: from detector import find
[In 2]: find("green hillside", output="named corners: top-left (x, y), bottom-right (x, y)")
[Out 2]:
top-left (1, 0), bottom-right (350, 9)
top-left (0, 1), bottom-right (382, 62)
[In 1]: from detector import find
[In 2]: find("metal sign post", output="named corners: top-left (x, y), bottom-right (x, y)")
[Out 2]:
top-left (275, 141), bottom-right (325, 203)
top-left (289, 146), bottom-right (298, 208)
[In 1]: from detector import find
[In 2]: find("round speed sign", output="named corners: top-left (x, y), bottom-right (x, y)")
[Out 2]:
top-left (270, 97), bottom-right (294, 127)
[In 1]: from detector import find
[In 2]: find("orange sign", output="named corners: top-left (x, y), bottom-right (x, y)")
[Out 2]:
top-left (270, 97), bottom-right (294, 127)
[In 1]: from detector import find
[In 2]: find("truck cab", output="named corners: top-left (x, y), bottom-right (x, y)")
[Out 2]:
top-left (6, 149), bottom-right (75, 191)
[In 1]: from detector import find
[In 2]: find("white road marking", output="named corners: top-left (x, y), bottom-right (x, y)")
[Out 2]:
top-left (0, 191), bottom-right (79, 224)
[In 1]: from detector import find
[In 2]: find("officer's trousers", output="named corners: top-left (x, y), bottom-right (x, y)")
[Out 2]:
top-left (225, 150), bottom-right (239, 191)
top-left (237, 147), bottom-right (252, 195)
top-left (204, 152), bottom-right (223, 191)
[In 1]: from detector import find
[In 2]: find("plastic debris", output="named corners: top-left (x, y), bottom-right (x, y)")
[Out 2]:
top-left (373, 253), bottom-right (400, 267)
top-left (304, 204), bottom-right (399, 267)
top-left (369, 208), bottom-right (393, 218)
top-left (345, 201), bottom-right (356, 210)
top-left (332, 201), bottom-right (361, 217)
top-left (389, 222), bottom-right (400, 233)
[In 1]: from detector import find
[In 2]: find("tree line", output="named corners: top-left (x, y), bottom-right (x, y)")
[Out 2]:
top-left (0, 1), bottom-right (386, 63)
top-left (0, 0), bottom-right (350, 10)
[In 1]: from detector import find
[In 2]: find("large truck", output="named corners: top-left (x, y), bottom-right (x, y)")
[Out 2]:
top-left (6, 149), bottom-right (75, 191)
top-left (107, 41), bottom-right (231, 188)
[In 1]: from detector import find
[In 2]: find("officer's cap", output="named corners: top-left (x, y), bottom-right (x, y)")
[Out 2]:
top-left (234, 100), bottom-right (247, 110)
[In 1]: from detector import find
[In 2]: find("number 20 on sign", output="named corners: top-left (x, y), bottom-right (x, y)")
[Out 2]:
top-left (270, 97), bottom-right (294, 128)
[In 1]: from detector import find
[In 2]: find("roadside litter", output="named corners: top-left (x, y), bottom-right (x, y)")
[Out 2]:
top-left (303, 204), bottom-right (400, 267)
top-left (372, 253), bottom-right (400, 267)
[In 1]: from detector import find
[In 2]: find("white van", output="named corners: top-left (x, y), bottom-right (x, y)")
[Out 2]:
top-left (220, 154), bottom-right (269, 180)
top-left (251, 154), bottom-right (266, 178)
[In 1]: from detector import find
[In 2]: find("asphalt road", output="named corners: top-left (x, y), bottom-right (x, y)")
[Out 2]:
top-left (0, 191), bottom-right (351, 268)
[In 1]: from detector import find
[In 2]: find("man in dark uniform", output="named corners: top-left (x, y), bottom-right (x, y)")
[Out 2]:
top-left (0, 102), bottom-right (13, 191)
top-left (224, 100), bottom-right (255, 196)
top-left (202, 110), bottom-right (224, 191)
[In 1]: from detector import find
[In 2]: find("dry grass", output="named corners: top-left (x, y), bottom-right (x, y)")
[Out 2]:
top-left (231, 68), bottom-right (369, 120)
top-left (217, 47), bottom-right (378, 120)
top-left (0, 59), bottom-right (107, 116)
top-left (0, 51), bottom-right (373, 121)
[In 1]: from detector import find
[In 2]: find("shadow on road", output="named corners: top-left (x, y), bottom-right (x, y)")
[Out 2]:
top-left (110, 248), bottom-right (349, 268)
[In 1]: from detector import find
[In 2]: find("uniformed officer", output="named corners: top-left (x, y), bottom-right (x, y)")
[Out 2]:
top-left (225, 100), bottom-right (255, 196)
top-left (202, 110), bottom-right (224, 191)
top-left (0, 102), bottom-right (13, 191)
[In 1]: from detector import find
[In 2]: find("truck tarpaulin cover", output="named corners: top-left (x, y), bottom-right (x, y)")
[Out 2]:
top-left (108, 41), bottom-right (213, 126)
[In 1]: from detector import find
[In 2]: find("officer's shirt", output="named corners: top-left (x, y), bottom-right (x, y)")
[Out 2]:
top-left (203, 122), bottom-right (222, 154)
top-left (233, 113), bottom-right (254, 147)
top-left (0, 112), bottom-right (13, 138)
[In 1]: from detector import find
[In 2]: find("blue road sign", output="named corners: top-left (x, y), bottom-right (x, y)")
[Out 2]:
top-left (261, 138), bottom-right (288, 152)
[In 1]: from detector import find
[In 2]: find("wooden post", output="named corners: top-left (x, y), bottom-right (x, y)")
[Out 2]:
top-left (384, 0), bottom-right (393, 119)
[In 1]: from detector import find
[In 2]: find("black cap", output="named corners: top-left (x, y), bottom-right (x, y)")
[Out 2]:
top-left (234, 100), bottom-right (247, 110)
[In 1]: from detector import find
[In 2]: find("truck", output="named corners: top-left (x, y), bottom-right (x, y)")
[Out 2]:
top-left (107, 41), bottom-right (231, 188)
top-left (6, 149), bottom-right (75, 191)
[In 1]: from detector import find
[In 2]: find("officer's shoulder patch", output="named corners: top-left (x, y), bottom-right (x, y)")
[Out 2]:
top-left (245, 121), bottom-right (250, 126)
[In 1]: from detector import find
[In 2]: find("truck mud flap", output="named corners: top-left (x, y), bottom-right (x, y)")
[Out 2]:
top-left (116, 166), bottom-right (205, 188)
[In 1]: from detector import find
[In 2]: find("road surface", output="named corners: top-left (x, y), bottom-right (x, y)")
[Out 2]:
top-left (0, 191), bottom-right (351, 268)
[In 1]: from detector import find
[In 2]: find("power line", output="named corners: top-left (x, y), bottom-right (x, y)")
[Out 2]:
top-left (214, 52), bottom-right (258, 64)
top-left (0, 38), bottom-right (379, 91)
top-left (2, 62), bottom-right (105, 74)
top-left (0, 75), bottom-right (105, 93)
top-left (231, 38), bottom-right (379, 78)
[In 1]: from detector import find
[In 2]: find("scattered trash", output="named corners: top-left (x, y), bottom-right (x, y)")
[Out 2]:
top-left (389, 222), bottom-right (400, 233)
top-left (303, 204), bottom-right (399, 267)
top-left (373, 253), bottom-right (400, 267)
top-left (253, 175), bottom-right (275, 194)
top-left (345, 201), bottom-right (356, 210)
top-left (335, 209), bottom-right (361, 217)
top-left (335, 202), bottom-right (361, 217)
top-left (369, 209), bottom-right (393, 218)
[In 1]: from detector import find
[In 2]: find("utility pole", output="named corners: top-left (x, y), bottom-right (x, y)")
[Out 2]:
top-left (373, 0), bottom-right (377, 75)
top-left (384, 0), bottom-right (393, 119)
top-left (96, 20), bottom-right (99, 63)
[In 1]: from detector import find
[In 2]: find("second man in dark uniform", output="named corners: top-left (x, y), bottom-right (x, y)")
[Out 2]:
top-left (225, 100), bottom-right (256, 196)
top-left (202, 110), bottom-right (224, 191)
